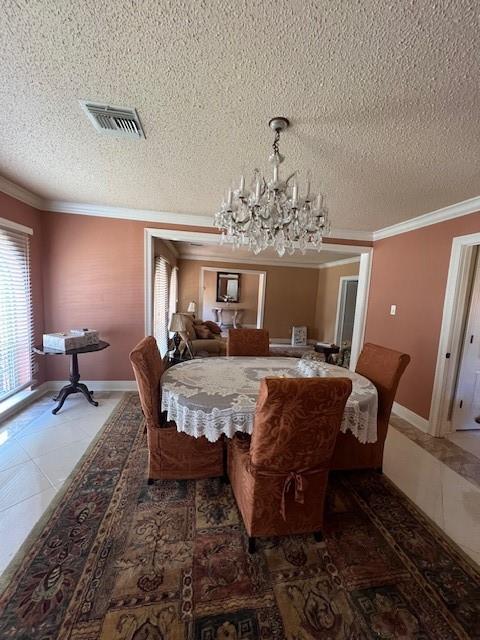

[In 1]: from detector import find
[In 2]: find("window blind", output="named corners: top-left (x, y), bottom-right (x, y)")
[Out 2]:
top-left (153, 257), bottom-right (170, 356)
top-left (0, 225), bottom-right (34, 402)
top-left (168, 266), bottom-right (178, 325)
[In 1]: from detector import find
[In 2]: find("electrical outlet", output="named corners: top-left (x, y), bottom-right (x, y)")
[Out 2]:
top-left (390, 305), bottom-right (397, 316)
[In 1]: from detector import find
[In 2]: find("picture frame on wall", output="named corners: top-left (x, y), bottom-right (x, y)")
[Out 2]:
top-left (291, 325), bottom-right (307, 346)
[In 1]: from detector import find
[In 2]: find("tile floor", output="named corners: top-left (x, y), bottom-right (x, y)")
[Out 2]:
top-left (0, 391), bottom-right (124, 574)
top-left (385, 419), bottom-right (480, 567)
top-left (446, 429), bottom-right (480, 459)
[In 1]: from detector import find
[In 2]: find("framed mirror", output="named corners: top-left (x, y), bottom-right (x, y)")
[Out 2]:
top-left (216, 272), bottom-right (241, 303)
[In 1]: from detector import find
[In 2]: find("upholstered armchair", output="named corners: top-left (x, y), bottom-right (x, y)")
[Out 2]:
top-left (129, 336), bottom-right (223, 481)
top-left (227, 328), bottom-right (270, 356)
top-left (330, 342), bottom-right (410, 471)
top-left (228, 377), bottom-right (352, 552)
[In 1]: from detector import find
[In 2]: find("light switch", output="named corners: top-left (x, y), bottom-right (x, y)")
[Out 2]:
top-left (390, 304), bottom-right (397, 316)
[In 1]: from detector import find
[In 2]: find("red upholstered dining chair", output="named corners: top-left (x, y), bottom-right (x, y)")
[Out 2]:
top-left (227, 328), bottom-right (270, 356)
top-left (331, 342), bottom-right (410, 471)
top-left (129, 336), bottom-right (223, 482)
top-left (228, 376), bottom-right (352, 552)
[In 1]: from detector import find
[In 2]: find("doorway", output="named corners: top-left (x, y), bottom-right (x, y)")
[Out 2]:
top-left (335, 276), bottom-right (359, 346)
top-left (144, 228), bottom-right (373, 370)
top-left (451, 247), bottom-right (480, 431)
top-left (430, 231), bottom-right (480, 437)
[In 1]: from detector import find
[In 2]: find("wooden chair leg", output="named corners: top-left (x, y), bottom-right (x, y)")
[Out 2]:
top-left (313, 530), bottom-right (323, 542)
top-left (248, 537), bottom-right (256, 554)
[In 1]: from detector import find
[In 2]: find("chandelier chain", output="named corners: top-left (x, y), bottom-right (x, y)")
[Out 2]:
top-left (272, 129), bottom-right (280, 156)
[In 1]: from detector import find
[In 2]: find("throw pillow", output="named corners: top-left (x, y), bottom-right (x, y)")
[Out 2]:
top-left (195, 324), bottom-right (214, 339)
top-left (204, 320), bottom-right (222, 334)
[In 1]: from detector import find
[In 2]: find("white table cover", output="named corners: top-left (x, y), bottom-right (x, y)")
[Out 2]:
top-left (161, 357), bottom-right (378, 444)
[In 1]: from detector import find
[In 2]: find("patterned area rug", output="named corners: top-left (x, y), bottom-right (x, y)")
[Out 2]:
top-left (0, 393), bottom-right (478, 639)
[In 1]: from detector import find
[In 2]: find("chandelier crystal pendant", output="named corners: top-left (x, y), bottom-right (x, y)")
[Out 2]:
top-left (214, 117), bottom-right (331, 257)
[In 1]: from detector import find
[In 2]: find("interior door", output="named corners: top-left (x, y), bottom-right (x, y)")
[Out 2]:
top-left (335, 278), bottom-right (358, 345)
top-left (452, 250), bottom-right (480, 431)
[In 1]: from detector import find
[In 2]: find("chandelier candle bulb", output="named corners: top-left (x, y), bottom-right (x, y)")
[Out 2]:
top-left (239, 175), bottom-right (245, 191)
top-left (292, 180), bottom-right (298, 206)
top-left (255, 178), bottom-right (261, 202)
top-left (227, 189), bottom-right (233, 207)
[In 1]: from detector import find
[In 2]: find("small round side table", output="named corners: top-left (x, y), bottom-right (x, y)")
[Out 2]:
top-left (33, 341), bottom-right (110, 414)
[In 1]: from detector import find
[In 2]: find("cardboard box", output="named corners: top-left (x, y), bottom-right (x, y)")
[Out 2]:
top-left (43, 331), bottom-right (99, 352)
top-left (69, 329), bottom-right (99, 344)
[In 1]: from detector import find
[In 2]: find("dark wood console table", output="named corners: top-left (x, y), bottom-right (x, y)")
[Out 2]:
top-left (33, 341), bottom-right (110, 414)
top-left (314, 343), bottom-right (340, 364)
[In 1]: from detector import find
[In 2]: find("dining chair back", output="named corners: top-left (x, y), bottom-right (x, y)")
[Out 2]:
top-left (129, 336), bottom-right (164, 428)
top-left (228, 376), bottom-right (352, 547)
top-left (227, 328), bottom-right (270, 356)
top-left (331, 342), bottom-right (410, 471)
top-left (129, 336), bottom-right (223, 481)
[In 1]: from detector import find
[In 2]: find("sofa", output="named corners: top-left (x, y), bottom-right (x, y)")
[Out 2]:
top-left (178, 313), bottom-right (227, 357)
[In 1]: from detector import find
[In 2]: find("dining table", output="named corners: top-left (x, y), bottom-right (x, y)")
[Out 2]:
top-left (161, 356), bottom-right (378, 444)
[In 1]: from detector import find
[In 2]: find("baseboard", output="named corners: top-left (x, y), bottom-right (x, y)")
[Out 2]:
top-left (46, 380), bottom-right (137, 392)
top-left (392, 401), bottom-right (430, 433)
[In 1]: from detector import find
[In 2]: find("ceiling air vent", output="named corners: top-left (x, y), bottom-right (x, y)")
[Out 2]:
top-left (79, 101), bottom-right (145, 139)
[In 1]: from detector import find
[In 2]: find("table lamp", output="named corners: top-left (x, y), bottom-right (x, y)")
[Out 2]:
top-left (169, 313), bottom-right (187, 358)
top-left (187, 301), bottom-right (196, 316)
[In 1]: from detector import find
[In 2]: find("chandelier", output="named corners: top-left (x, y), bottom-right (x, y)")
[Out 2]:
top-left (214, 117), bottom-right (331, 257)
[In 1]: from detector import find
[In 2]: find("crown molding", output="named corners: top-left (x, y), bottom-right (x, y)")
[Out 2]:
top-left (46, 200), bottom-right (215, 228)
top-left (0, 175), bottom-right (45, 210)
top-left (317, 256), bottom-right (361, 269)
top-left (46, 199), bottom-right (373, 240)
top-left (328, 228), bottom-right (372, 242)
top-left (177, 252), bottom-right (362, 270)
top-left (1, 175), bottom-right (479, 242)
top-left (373, 195), bottom-right (480, 240)
top-left (178, 252), bottom-right (324, 269)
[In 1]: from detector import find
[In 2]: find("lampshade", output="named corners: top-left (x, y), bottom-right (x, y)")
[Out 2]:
top-left (187, 301), bottom-right (196, 313)
top-left (169, 313), bottom-right (187, 333)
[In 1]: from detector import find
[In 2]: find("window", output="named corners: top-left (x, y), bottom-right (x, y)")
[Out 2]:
top-left (153, 257), bottom-right (170, 356)
top-left (0, 224), bottom-right (34, 401)
top-left (168, 266), bottom-right (178, 325)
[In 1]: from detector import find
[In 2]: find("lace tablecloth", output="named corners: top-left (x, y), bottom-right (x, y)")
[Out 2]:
top-left (161, 357), bottom-right (378, 443)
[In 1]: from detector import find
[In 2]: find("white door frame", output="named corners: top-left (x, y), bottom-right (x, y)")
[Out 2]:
top-left (334, 276), bottom-right (359, 345)
top-left (429, 232), bottom-right (480, 436)
top-left (199, 266), bottom-right (267, 328)
top-left (144, 228), bottom-right (373, 370)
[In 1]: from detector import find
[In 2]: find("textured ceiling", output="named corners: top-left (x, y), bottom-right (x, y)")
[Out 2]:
top-left (176, 241), bottom-right (354, 266)
top-left (1, 1), bottom-right (479, 231)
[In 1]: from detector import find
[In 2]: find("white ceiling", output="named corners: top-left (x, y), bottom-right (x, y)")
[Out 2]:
top-left (1, 1), bottom-right (479, 231)
top-left (175, 241), bottom-right (355, 267)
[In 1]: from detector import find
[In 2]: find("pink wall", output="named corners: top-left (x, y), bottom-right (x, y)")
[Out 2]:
top-left (0, 192), bottom-right (46, 385)
top-left (365, 211), bottom-right (480, 419)
top-left (41, 212), bottom-right (213, 381)
top-left (41, 213), bottom-right (146, 381)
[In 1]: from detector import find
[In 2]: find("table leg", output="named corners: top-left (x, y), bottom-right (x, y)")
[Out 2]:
top-left (51, 353), bottom-right (99, 414)
top-left (52, 384), bottom-right (76, 414)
